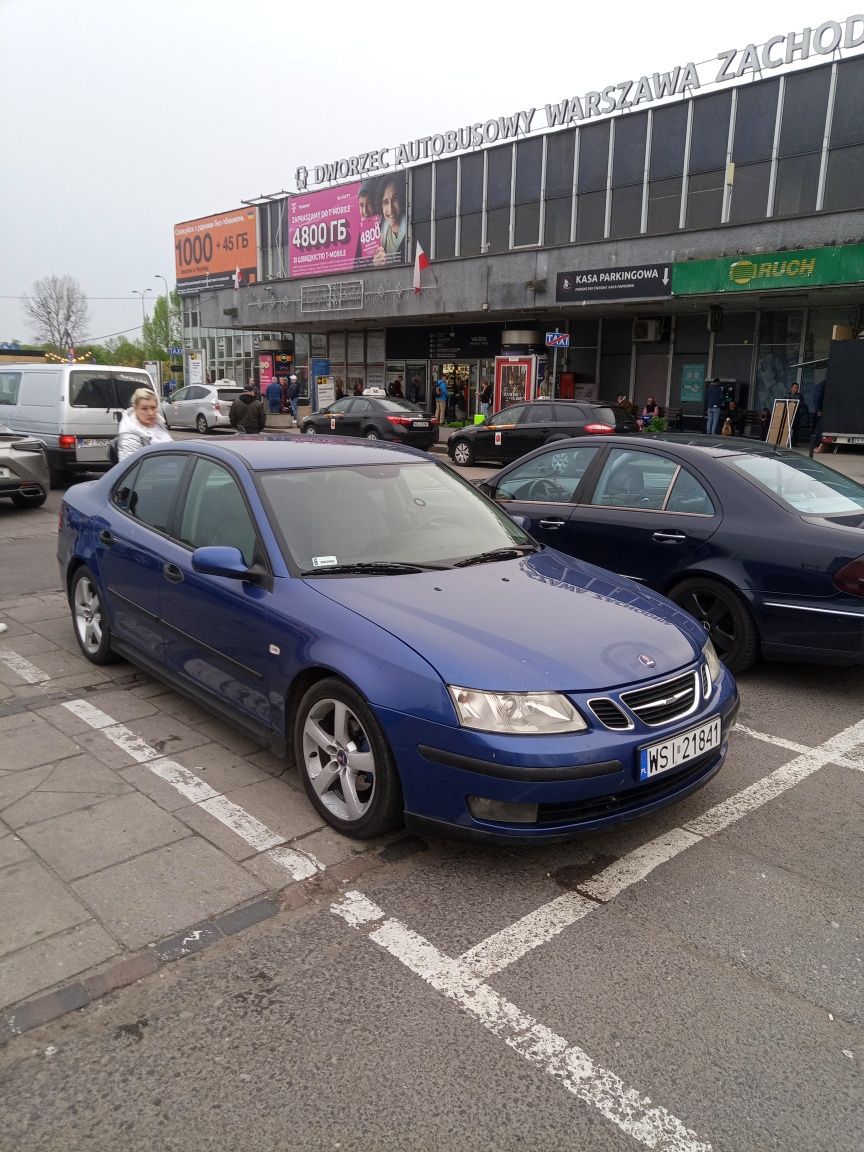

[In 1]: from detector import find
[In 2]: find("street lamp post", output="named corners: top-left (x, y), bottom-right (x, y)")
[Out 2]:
top-left (131, 288), bottom-right (152, 331)
top-left (154, 274), bottom-right (171, 360)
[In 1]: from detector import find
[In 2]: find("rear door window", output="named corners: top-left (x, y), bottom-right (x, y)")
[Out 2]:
top-left (0, 372), bottom-right (20, 405)
top-left (70, 371), bottom-right (153, 408)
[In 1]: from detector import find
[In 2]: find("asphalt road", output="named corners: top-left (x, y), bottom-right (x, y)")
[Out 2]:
top-left (0, 436), bottom-right (862, 1152)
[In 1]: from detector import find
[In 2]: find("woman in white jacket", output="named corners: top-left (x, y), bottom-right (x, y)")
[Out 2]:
top-left (116, 388), bottom-right (173, 461)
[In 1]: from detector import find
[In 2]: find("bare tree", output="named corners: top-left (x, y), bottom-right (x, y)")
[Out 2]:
top-left (22, 275), bottom-right (90, 348)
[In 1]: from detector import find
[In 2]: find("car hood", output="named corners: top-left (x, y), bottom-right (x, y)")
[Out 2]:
top-left (309, 549), bottom-right (705, 692)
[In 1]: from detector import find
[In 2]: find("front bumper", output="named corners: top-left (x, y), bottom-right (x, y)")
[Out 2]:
top-left (376, 668), bottom-right (739, 843)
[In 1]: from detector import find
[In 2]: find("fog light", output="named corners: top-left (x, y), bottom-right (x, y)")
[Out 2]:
top-left (467, 796), bottom-right (539, 824)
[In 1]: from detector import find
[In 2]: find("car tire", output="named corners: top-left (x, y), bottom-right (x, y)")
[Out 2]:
top-left (69, 565), bottom-right (119, 665)
top-left (11, 489), bottom-right (47, 509)
top-left (451, 439), bottom-right (474, 467)
top-left (364, 428), bottom-right (381, 440)
top-left (303, 425), bottom-right (317, 435)
top-left (195, 414), bottom-right (209, 435)
top-left (294, 677), bottom-right (403, 838)
top-left (668, 576), bottom-right (760, 674)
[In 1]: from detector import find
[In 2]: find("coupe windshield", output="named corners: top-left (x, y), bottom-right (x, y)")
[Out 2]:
top-left (729, 453), bottom-right (864, 516)
top-left (259, 461), bottom-right (534, 573)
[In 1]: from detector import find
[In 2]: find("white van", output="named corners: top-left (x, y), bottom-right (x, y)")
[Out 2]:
top-left (0, 364), bottom-right (158, 483)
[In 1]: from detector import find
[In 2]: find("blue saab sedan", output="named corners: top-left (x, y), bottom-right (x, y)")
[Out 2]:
top-left (58, 437), bottom-right (738, 844)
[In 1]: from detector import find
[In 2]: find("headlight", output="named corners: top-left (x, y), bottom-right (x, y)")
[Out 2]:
top-left (702, 639), bottom-right (722, 689)
top-left (448, 686), bottom-right (587, 734)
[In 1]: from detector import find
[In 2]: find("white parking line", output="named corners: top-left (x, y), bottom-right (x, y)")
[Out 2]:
top-left (332, 891), bottom-right (711, 1152)
top-left (459, 719), bottom-right (864, 976)
top-left (0, 650), bottom-right (50, 684)
top-left (61, 699), bottom-right (323, 879)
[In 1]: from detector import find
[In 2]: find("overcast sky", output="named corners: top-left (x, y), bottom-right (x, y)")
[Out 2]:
top-left (0, 1), bottom-right (857, 344)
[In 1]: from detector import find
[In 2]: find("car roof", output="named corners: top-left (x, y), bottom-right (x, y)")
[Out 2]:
top-left (150, 435), bottom-right (430, 470)
top-left (543, 432), bottom-right (800, 462)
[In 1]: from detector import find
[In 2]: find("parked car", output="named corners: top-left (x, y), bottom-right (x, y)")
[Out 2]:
top-left (58, 437), bottom-right (737, 844)
top-left (0, 420), bottom-right (50, 508)
top-left (162, 381), bottom-right (243, 433)
top-left (447, 400), bottom-right (639, 467)
top-left (0, 363), bottom-right (158, 483)
top-left (302, 395), bottom-right (438, 450)
top-left (480, 433), bottom-right (864, 673)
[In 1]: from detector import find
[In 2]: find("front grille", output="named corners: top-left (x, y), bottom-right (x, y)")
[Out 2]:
top-left (620, 671), bottom-right (698, 726)
top-left (588, 698), bottom-right (631, 730)
top-left (536, 752), bottom-right (716, 826)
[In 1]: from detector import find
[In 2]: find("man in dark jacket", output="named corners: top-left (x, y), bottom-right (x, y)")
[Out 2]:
top-left (705, 378), bottom-right (724, 434)
top-left (265, 378), bottom-right (283, 415)
top-left (229, 383), bottom-right (266, 433)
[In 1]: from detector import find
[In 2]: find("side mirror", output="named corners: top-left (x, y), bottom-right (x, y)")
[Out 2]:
top-left (509, 514), bottom-right (531, 531)
top-left (477, 480), bottom-right (495, 497)
top-left (191, 545), bottom-right (252, 581)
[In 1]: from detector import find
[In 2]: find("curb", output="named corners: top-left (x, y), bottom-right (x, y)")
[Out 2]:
top-left (0, 835), bottom-right (428, 1044)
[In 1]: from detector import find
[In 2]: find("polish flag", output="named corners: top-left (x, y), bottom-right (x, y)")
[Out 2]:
top-left (413, 241), bottom-right (430, 294)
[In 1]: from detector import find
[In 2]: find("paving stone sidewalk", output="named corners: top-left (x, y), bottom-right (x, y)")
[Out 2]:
top-left (0, 591), bottom-right (398, 1032)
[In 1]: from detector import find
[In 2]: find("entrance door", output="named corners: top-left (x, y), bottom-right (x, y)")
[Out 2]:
top-left (405, 362), bottom-right (428, 409)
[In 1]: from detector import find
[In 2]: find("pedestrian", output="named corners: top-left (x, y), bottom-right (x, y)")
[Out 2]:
top-left (759, 407), bottom-right (771, 440)
top-left (725, 400), bottom-right (746, 436)
top-left (810, 378), bottom-right (826, 455)
top-left (389, 376), bottom-right (404, 398)
top-left (638, 396), bottom-right (661, 430)
top-left (229, 380), bottom-right (266, 433)
top-left (265, 377), bottom-right (283, 415)
top-left (165, 377), bottom-right (177, 399)
top-left (116, 388), bottom-right (173, 461)
top-left (786, 381), bottom-right (809, 446)
top-left (434, 374), bottom-right (448, 425)
top-left (409, 375), bottom-right (421, 405)
top-left (705, 377), bottom-right (724, 435)
top-left (480, 379), bottom-right (492, 417)
top-left (616, 392), bottom-right (636, 416)
top-left (287, 374), bottom-right (300, 426)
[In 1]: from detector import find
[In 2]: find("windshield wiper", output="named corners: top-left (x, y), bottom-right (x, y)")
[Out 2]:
top-left (453, 545), bottom-right (538, 568)
top-left (300, 561), bottom-right (445, 576)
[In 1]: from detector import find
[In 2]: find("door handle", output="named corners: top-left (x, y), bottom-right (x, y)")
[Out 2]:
top-left (162, 563), bottom-right (184, 584)
top-left (538, 519), bottom-right (566, 529)
top-left (652, 531), bottom-right (687, 543)
top-left (99, 529), bottom-right (114, 546)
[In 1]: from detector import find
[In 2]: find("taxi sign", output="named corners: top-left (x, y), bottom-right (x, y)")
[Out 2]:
top-left (545, 331), bottom-right (570, 348)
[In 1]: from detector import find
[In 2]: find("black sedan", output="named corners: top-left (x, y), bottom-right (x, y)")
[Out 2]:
top-left (479, 433), bottom-right (864, 673)
top-left (447, 400), bottom-right (638, 467)
top-left (301, 395), bottom-right (438, 450)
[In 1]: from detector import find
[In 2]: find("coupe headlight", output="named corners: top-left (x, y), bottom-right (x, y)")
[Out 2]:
top-left (702, 639), bottom-right (722, 689)
top-left (448, 686), bottom-right (587, 734)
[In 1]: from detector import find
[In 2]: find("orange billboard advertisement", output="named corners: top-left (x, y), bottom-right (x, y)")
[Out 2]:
top-left (174, 208), bottom-right (257, 296)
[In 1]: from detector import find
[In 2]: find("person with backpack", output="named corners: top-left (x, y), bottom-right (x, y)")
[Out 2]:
top-left (434, 374), bottom-right (448, 425)
top-left (229, 382), bottom-right (266, 433)
top-left (287, 375), bottom-right (300, 426)
top-left (115, 388), bottom-right (173, 461)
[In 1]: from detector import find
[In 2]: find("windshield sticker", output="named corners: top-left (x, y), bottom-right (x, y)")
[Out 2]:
top-left (312, 555), bottom-right (338, 568)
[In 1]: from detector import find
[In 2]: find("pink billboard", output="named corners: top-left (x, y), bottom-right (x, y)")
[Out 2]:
top-left (288, 173), bottom-right (408, 279)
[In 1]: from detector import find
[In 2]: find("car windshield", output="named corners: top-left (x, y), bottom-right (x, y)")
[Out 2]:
top-left (728, 453), bottom-right (864, 516)
top-left (258, 460), bottom-right (534, 573)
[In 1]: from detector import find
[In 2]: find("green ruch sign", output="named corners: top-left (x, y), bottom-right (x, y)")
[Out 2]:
top-left (672, 244), bottom-right (864, 295)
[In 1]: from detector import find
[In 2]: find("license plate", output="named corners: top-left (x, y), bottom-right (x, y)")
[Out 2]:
top-left (413, 421), bottom-right (429, 429)
top-left (78, 438), bottom-right (111, 447)
top-left (639, 716), bottom-right (721, 780)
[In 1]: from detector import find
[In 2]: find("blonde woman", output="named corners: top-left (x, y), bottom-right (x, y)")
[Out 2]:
top-left (116, 388), bottom-right (173, 461)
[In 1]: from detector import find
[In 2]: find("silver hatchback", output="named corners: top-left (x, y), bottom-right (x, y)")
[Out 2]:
top-left (0, 420), bottom-right (50, 508)
top-left (162, 382), bottom-right (243, 433)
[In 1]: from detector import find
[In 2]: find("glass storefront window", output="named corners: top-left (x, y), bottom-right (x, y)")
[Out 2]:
top-left (412, 166), bottom-right (433, 221)
top-left (830, 56), bottom-right (864, 148)
top-left (485, 207), bottom-right (509, 253)
top-left (779, 66), bottom-right (831, 157)
top-left (435, 158), bottom-right (457, 217)
top-left (459, 212), bottom-right (482, 256)
top-left (577, 122), bottom-right (610, 192)
top-left (773, 152), bottom-right (820, 216)
top-left (728, 162), bottom-right (771, 223)
top-left (435, 215), bottom-right (456, 259)
top-left (514, 202), bottom-right (540, 247)
top-left (575, 190), bottom-right (606, 242)
top-left (823, 144), bottom-right (864, 212)
top-left (733, 78), bottom-right (780, 164)
top-left (688, 91), bottom-right (732, 174)
top-left (646, 177), bottom-right (682, 234)
top-left (515, 138), bottom-right (542, 204)
top-left (686, 170), bottom-right (724, 228)
top-left (612, 113), bottom-right (648, 186)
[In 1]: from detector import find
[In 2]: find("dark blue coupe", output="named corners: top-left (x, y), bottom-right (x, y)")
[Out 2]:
top-left (58, 437), bottom-right (738, 843)
top-left (480, 434), bottom-right (864, 674)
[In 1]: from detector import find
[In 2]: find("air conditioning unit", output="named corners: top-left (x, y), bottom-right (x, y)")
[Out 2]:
top-left (633, 318), bottom-right (662, 342)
